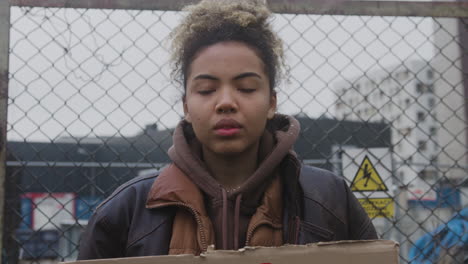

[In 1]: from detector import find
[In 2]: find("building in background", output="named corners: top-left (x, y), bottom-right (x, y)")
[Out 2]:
top-left (431, 14), bottom-right (468, 193)
top-left (333, 59), bottom-right (467, 257)
top-left (334, 60), bottom-right (439, 201)
top-left (8, 117), bottom-right (392, 197)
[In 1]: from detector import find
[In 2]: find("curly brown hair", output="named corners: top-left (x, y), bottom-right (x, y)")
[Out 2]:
top-left (170, 0), bottom-right (286, 94)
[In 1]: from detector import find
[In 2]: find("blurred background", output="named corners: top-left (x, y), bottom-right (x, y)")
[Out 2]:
top-left (1, 0), bottom-right (468, 263)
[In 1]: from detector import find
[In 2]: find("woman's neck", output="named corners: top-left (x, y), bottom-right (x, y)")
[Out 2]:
top-left (202, 142), bottom-right (259, 190)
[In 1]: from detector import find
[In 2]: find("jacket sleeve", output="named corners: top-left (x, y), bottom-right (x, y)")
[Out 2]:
top-left (77, 210), bottom-right (126, 260)
top-left (343, 180), bottom-right (379, 240)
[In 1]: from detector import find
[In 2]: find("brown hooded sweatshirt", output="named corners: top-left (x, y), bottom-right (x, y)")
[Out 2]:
top-left (146, 115), bottom-right (300, 255)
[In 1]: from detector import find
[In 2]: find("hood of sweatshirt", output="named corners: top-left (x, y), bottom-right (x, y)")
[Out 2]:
top-left (162, 114), bottom-right (300, 249)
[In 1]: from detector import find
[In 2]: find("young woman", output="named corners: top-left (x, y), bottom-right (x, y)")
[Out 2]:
top-left (78, 0), bottom-right (377, 259)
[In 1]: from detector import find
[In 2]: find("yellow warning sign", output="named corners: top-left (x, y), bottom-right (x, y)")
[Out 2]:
top-left (358, 198), bottom-right (394, 218)
top-left (351, 155), bottom-right (388, 192)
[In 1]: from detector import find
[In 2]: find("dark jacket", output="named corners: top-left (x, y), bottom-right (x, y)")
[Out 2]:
top-left (78, 164), bottom-right (377, 259)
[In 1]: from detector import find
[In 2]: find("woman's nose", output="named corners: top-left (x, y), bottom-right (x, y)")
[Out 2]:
top-left (215, 89), bottom-right (238, 114)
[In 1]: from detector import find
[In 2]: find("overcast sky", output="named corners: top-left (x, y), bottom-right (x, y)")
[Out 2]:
top-left (7, 6), bottom-right (436, 142)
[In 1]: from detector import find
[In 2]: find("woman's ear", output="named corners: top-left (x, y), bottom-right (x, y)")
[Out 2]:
top-left (183, 96), bottom-right (192, 123)
top-left (267, 93), bottom-right (277, 119)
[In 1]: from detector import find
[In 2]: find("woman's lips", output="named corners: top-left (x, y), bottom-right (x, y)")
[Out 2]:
top-left (214, 119), bottom-right (242, 136)
top-left (215, 127), bottom-right (241, 136)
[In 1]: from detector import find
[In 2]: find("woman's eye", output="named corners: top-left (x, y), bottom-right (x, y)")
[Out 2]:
top-left (239, 88), bottom-right (255, 93)
top-left (198, 89), bottom-right (215, 95)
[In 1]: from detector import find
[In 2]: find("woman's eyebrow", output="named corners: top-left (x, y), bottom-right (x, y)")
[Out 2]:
top-left (193, 74), bottom-right (218, 81)
top-left (233, 72), bottom-right (262, 80)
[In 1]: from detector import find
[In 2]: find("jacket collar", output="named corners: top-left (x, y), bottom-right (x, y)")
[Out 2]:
top-left (146, 164), bottom-right (207, 216)
top-left (146, 163), bottom-right (283, 223)
top-left (146, 163), bottom-right (284, 244)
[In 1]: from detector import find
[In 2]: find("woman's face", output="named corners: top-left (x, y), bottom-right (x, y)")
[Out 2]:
top-left (184, 41), bottom-right (276, 156)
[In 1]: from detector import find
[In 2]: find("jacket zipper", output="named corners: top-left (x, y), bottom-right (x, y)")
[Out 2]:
top-left (288, 216), bottom-right (300, 244)
top-left (245, 219), bottom-right (281, 246)
top-left (147, 202), bottom-right (208, 251)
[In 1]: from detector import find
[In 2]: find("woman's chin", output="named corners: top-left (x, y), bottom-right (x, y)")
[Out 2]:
top-left (208, 143), bottom-right (252, 157)
top-left (201, 137), bottom-right (260, 158)
top-left (211, 147), bottom-right (246, 157)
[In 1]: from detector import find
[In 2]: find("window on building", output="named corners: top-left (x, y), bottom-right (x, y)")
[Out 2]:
top-left (417, 111), bottom-right (425, 122)
top-left (428, 98), bottom-right (435, 108)
top-left (401, 127), bottom-right (412, 136)
top-left (417, 140), bottom-right (427, 151)
top-left (397, 71), bottom-right (409, 79)
top-left (427, 70), bottom-right (434, 79)
top-left (416, 82), bottom-right (434, 94)
top-left (405, 98), bottom-right (410, 106)
top-left (427, 84), bottom-right (434, 93)
top-left (399, 171), bottom-right (405, 180)
top-left (429, 127), bottom-right (437, 137)
top-left (355, 84), bottom-right (360, 92)
top-left (416, 82), bottom-right (424, 94)
top-left (418, 170), bottom-right (437, 182)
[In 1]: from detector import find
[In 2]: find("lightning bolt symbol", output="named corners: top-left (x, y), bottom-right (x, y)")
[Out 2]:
top-left (363, 164), bottom-right (371, 187)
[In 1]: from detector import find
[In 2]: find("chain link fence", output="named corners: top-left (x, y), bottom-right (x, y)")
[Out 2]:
top-left (2, 0), bottom-right (468, 263)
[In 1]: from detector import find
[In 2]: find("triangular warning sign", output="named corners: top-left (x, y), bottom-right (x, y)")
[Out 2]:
top-left (351, 155), bottom-right (388, 192)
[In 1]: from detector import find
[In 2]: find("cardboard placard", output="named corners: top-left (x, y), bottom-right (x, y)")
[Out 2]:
top-left (65, 240), bottom-right (399, 264)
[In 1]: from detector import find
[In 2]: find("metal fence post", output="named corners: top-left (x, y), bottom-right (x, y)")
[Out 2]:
top-left (0, 0), bottom-right (10, 261)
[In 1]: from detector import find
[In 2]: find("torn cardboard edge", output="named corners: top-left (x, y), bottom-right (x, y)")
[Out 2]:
top-left (64, 239), bottom-right (399, 264)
